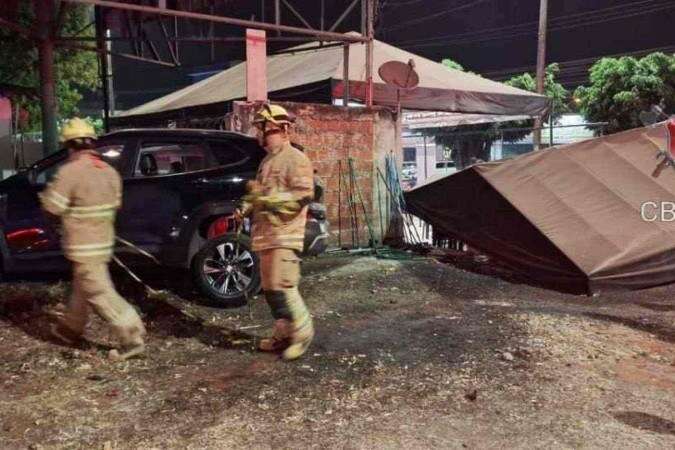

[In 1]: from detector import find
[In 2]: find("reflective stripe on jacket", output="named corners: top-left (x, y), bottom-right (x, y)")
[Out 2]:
top-left (40, 150), bottom-right (122, 263)
top-left (250, 142), bottom-right (314, 252)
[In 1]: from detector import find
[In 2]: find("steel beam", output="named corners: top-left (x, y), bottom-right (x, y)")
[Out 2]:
top-left (57, 35), bottom-right (315, 43)
top-left (61, 42), bottom-right (177, 67)
top-left (281, 0), bottom-right (313, 30)
top-left (61, 0), bottom-right (368, 42)
top-left (158, 17), bottom-right (179, 65)
top-left (329, 0), bottom-right (359, 32)
top-left (272, 41), bottom-right (342, 56)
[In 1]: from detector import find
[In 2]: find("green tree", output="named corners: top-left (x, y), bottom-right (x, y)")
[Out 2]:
top-left (441, 59), bottom-right (467, 72)
top-left (575, 52), bottom-right (675, 134)
top-left (0, 3), bottom-right (99, 131)
top-left (423, 62), bottom-right (568, 170)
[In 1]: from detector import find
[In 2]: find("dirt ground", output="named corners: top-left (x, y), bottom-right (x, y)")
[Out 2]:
top-left (1, 253), bottom-right (674, 449)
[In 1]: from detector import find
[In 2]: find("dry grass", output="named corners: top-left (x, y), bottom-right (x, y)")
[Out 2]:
top-left (0, 255), bottom-right (673, 449)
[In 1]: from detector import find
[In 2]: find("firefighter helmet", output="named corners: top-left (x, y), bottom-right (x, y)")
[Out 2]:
top-left (60, 118), bottom-right (97, 143)
top-left (252, 104), bottom-right (295, 128)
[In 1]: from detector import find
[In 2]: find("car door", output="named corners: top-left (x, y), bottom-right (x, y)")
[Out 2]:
top-left (2, 151), bottom-right (68, 266)
top-left (0, 141), bottom-right (129, 269)
top-left (116, 137), bottom-right (228, 253)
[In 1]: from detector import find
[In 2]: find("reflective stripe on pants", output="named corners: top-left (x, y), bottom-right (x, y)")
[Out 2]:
top-left (258, 248), bottom-right (312, 333)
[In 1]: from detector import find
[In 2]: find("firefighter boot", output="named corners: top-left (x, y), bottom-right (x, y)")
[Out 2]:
top-left (282, 287), bottom-right (314, 361)
top-left (109, 308), bottom-right (146, 361)
top-left (258, 318), bottom-right (292, 352)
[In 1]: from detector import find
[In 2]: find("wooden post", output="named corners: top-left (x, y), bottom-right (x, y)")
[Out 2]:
top-left (533, 0), bottom-right (548, 150)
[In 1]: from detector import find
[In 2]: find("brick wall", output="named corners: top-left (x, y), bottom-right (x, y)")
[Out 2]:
top-left (229, 101), bottom-right (396, 248)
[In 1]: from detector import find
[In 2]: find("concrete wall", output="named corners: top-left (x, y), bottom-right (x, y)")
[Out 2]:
top-left (227, 101), bottom-right (396, 247)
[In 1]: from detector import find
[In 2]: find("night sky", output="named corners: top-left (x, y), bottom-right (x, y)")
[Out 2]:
top-left (108, 0), bottom-right (675, 109)
top-left (378, 0), bottom-right (675, 85)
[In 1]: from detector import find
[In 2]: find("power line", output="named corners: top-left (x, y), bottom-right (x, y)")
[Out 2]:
top-left (403, 4), bottom-right (675, 48)
top-left (383, 0), bottom-right (493, 32)
top-left (394, 0), bottom-right (675, 48)
top-left (482, 45), bottom-right (675, 78)
top-left (393, 0), bottom-right (668, 46)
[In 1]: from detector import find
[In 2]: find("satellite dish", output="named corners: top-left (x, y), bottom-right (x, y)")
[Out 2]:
top-left (378, 59), bottom-right (419, 90)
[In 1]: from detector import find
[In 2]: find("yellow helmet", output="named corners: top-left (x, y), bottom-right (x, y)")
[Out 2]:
top-left (60, 118), bottom-right (97, 143)
top-left (252, 104), bottom-right (294, 128)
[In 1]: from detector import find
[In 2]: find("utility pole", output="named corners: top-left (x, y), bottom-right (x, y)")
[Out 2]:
top-left (34, 0), bottom-right (59, 156)
top-left (533, 0), bottom-right (548, 150)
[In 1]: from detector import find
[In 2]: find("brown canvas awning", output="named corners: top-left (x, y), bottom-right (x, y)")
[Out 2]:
top-left (405, 124), bottom-right (675, 294)
top-left (116, 33), bottom-right (549, 121)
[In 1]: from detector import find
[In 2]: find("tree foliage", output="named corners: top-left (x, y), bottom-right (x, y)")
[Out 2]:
top-left (423, 62), bottom-right (568, 170)
top-left (574, 52), bottom-right (675, 134)
top-left (0, 4), bottom-right (99, 131)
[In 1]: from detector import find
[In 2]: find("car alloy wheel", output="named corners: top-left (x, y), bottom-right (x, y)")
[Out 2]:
top-left (202, 241), bottom-right (255, 296)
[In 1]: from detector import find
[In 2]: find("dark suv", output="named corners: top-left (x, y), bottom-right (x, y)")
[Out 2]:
top-left (0, 129), bottom-right (329, 304)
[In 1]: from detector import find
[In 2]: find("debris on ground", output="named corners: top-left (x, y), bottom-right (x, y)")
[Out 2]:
top-left (0, 255), bottom-right (673, 448)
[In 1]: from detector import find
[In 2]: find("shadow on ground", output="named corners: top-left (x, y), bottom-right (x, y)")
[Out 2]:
top-left (613, 411), bottom-right (675, 436)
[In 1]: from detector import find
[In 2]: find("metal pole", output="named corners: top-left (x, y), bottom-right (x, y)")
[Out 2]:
top-left (361, 0), bottom-right (367, 35)
top-left (549, 103), bottom-right (554, 148)
top-left (423, 135), bottom-right (428, 180)
top-left (320, 0), bottom-right (325, 31)
top-left (365, 0), bottom-right (374, 107)
top-left (343, 43), bottom-right (350, 106)
top-left (95, 6), bottom-right (110, 132)
top-left (12, 102), bottom-right (19, 171)
top-left (105, 31), bottom-right (115, 115)
top-left (62, 0), bottom-right (368, 42)
top-left (209, 3), bottom-right (215, 63)
top-left (274, 0), bottom-right (281, 36)
top-left (533, 0), bottom-right (548, 150)
top-left (35, 0), bottom-right (59, 156)
top-left (338, 159), bottom-right (343, 248)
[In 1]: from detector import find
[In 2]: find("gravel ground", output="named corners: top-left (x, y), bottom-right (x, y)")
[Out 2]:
top-left (0, 253), bottom-right (673, 449)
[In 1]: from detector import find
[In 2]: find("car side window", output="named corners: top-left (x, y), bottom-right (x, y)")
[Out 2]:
top-left (134, 142), bottom-right (215, 177)
top-left (207, 140), bottom-right (250, 167)
top-left (95, 143), bottom-right (125, 170)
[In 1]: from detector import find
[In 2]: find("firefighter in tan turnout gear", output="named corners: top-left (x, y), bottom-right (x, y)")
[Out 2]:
top-left (42, 118), bottom-right (146, 361)
top-left (238, 104), bottom-right (315, 360)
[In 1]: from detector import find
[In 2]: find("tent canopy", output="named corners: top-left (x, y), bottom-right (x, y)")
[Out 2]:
top-left (118, 32), bottom-right (549, 120)
top-left (405, 124), bottom-right (675, 294)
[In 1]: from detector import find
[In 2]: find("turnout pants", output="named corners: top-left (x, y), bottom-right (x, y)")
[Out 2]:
top-left (61, 262), bottom-right (145, 347)
top-left (258, 248), bottom-right (312, 336)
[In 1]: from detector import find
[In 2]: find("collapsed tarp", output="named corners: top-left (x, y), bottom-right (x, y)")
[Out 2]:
top-left (405, 124), bottom-right (675, 294)
top-left (115, 32), bottom-right (548, 124)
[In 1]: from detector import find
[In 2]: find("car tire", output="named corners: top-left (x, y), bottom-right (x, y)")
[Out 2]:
top-left (191, 233), bottom-right (261, 307)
